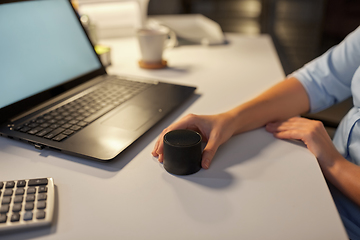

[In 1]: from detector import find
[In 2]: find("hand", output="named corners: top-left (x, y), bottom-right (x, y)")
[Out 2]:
top-left (152, 113), bottom-right (236, 169)
top-left (265, 117), bottom-right (341, 165)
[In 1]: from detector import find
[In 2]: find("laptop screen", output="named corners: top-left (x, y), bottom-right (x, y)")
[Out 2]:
top-left (0, 0), bottom-right (102, 110)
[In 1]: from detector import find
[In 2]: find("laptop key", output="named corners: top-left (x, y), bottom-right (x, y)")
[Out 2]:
top-left (84, 104), bottom-right (114, 123)
top-left (35, 119), bottom-right (45, 124)
top-left (19, 126), bottom-right (31, 133)
top-left (69, 125), bottom-right (81, 131)
top-left (28, 127), bottom-right (44, 135)
top-left (40, 123), bottom-right (51, 128)
top-left (52, 134), bottom-right (67, 141)
top-left (28, 123), bottom-right (39, 128)
top-left (62, 123), bottom-right (73, 129)
top-left (36, 128), bottom-right (52, 137)
top-left (44, 128), bottom-right (65, 139)
top-left (68, 120), bottom-right (79, 125)
top-left (77, 121), bottom-right (87, 127)
top-left (63, 129), bottom-right (74, 135)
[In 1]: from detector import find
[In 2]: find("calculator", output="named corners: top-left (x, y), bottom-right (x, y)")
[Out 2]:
top-left (0, 178), bottom-right (55, 232)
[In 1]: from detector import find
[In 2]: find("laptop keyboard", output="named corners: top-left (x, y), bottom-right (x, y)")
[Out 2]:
top-left (13, 77), bottom-right (153, 142)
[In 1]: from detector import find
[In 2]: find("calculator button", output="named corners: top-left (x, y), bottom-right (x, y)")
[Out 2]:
top-left (37, 201), bottom-right (46, 209)
top-left (2, 197), bottom-right (11, 205)
top-left (28, 178), bottom-right (48, 186)
top-left (13, 196), bottom-right (23, 203)
top-left (5, 181), bottom-right (15, 189)
top-left (36, 211), bottom-right (46, 220)
top-left (23, 212), bottom-right (33, 221)
top-left (17, 180), bottom-right (26, 187)
top-left (0, 214), bottom-right (7, 223)
top-left (27, 187), bottom-right (36, 194)
top-left (15, 188), bottom-right (25, 195)
top-left (38, 186), bottom-right (47, 193)
top-left (12, 204), bottom-right (22, 212)
top-left (37, 193), bottom-right (47, 201)
top-left (25, 203), bottom-right (34, 211)
top-left (0, 205), bottom-right (9, 214)
top-left (3, 189), bottom-right (13, 196)
top-left (10, 213), bottom-right (20, 222)
top-left (26, 195), bottom-right (35, 202)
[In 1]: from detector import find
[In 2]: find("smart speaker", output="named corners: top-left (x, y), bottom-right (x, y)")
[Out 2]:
top-left (163, 129), bottom-right (202, 175)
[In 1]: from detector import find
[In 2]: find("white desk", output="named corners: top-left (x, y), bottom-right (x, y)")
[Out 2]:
top-left (0, 34), bottom-right (348, 239)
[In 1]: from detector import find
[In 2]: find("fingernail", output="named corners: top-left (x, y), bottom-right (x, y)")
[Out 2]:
top-left (159, 154), bottom-right (164, 163)
top-left (203, 159), bottom-right (210, 169)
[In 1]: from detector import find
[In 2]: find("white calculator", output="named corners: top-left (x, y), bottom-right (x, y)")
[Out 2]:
top-left (0, 178), bottom-right (55, 232)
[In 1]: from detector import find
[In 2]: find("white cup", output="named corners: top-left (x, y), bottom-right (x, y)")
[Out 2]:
top-left (137, 26), bottom-right (176, 65)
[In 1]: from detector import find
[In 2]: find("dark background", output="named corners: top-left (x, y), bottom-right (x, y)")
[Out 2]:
top-left (147, 0), bottom-right (360, 136)
top-left (148, 0), bottom-right (360, 75)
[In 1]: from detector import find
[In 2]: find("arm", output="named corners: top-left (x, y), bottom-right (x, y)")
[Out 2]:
top-left (226, 76), bottom-right (310, 134)
top-left (152, 77), bottom-right (310, 168)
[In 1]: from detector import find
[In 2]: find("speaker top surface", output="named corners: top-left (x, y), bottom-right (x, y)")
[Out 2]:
top-left (164, 129), bottom-right (202, 147)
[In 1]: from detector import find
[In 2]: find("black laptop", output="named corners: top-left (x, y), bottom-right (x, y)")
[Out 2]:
top-left (0, 0), bottom-right (196, 161)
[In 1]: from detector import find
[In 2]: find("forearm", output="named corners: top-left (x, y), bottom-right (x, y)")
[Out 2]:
top-left (321, 155), bottom-right (360, 206)
top-left (226, 77), bottom-right (310, 135)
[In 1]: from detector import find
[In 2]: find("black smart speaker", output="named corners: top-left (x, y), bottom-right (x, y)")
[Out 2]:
top-left (163, 129), bottom-right (202, 175)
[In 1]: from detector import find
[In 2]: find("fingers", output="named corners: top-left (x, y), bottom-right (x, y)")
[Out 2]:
top-left (151, 140), bottom-right (160, 157)
top-left (266, 117), bottom-right (310, 134)
top-left (152, 113), bottom-right (229, 170)
top-left (201, 140), bottom-right (219, 169)
top-left (152, 114), bottom-right (201, 161)
top-left (266, 117), bottom-right (307, 139)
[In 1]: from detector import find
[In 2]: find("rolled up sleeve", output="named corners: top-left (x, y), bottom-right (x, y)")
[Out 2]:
top-left (291, 26), bottom-right (360, 113)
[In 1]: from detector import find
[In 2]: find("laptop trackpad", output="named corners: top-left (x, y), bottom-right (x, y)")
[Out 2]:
top-left (101, 105), bottom-right (156, 131)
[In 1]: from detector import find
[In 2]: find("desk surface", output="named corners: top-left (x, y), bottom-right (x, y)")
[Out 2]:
top-left (0, 34), bottom-right (348, 239)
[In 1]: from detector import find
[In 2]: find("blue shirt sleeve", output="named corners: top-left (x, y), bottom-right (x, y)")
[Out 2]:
top-left (291, 26), bottom-right (360, 113)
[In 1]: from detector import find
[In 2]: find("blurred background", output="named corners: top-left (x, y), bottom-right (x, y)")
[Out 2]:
top-left (148, 0), bottom-right (360, 75)
top-left (148, 0), bottom-right (360, 74)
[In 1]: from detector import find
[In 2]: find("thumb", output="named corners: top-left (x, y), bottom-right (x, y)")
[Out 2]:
top-left (201, 141), bottom-right (219, 169)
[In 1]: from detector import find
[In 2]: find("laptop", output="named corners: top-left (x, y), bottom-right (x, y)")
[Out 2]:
top-left (0, 0), bottom-right (196, 161)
